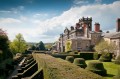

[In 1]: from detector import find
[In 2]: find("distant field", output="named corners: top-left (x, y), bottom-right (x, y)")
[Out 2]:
top-left (86, 60), bottom-right (120, 79)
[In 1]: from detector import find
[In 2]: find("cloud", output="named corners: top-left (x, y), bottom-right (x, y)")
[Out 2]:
top-left (0, 18), bottom-right (21, 24)
top-left (1, 1), bottom-right (120, 43)
top-left (74, 0), bottom-right (89, 5)
top-left (10, 6), bottom-right (24, 14)
top-left (94, 0), bottom-right (102, 4)
top-left (32, 1), bottom-right (120, 42)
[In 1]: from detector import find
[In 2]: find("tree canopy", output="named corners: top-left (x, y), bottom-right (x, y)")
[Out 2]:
top-left (36, 41), bottom-right (46, 51)
top-left (65, 40), bottom-right (72, 52)
top-left (0, 29), bottom-right (13, 61)
top-left (10, 33), bottom-right (27, 54)
top-left (94, 39), bottom-right (117, 54)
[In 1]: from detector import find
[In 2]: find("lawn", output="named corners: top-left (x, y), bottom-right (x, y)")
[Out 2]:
top-left (86, 60), bottom-right (120, 79)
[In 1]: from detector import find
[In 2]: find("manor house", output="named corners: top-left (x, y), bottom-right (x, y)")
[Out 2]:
top-left (53, 17), bottom-right (120, 57)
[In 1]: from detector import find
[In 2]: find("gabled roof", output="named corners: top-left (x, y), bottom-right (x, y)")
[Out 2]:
top-left (103, 32), bottom-right (120, 38)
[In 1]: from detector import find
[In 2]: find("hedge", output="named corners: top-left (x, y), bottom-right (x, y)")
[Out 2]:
top-left (22, 62), bottom-right (38, 78)
top-left (73, 58), bottom-right (87, 68)
top-left (86, 61), bottom-right (107, 76)
top-left (30, 68), bottom-right (44, 79)
top-left (65, 56), bottom-right (74, 63)
top-left (32, 53), bottom-right (103, 79)
top-left (51, 52), bottom-right (94, 60)
top-left (115, 55), bottom-right (120, 64)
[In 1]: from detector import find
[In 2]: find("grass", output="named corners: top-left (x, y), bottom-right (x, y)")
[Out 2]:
top-left (86, 60), bottom-right (120, 79)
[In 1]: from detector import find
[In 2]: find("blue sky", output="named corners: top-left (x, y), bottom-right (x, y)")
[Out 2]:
top-left (0, 0), bottom-right (120, 43)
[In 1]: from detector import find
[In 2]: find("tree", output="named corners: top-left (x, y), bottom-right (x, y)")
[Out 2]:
top-left (28, 45), bottom-right (36, 50)
top-left (65, 40), bottom-right (72, 52)
top-left (95, 39), bottom-right (117, 61)
top-left (0, 29), bottom-right (13, 61)
top-left (36, 41), bottom-right (46, 51)
top-left (95, 39), bottom-right (117, 54)
top-left (10, 33), bottom-right (27, 54)
top-left (45, 44), bottom-right (52, 50)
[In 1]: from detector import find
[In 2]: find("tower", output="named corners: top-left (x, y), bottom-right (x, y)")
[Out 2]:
top-left (94, 22), bottom-right (100, 32)
top-left (79, 17), bottom-right (92, 31)
top-left (116, 18), bottom-right (120, 32)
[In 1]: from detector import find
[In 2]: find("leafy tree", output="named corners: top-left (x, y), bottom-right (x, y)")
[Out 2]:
top-left (28, 45), bottom-right (36, 50)
top-left (95, 39), bottom-right (117, 55)
top-left (0, 29), bottom-right (13, 61)
top-left (10, 33), bottom-right (27, 54)
top-left (65, 40), bottom-right (72, 52)
top-left (36, 41), bottom-right (46, 51)
top-left (45, 44), bottom-right (52, 50)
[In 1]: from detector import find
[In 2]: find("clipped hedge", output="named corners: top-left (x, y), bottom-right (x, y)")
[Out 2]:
top-left (52, 52), bottom-right (94, 60)
top-left (115, 55), bottom-right (120, 64)
top-left (65, 56), bottom-right (74, 63)
top-left (30, 68), bottom-right (44, 79)
top-left (93, 53), bottom-right (101, 60)
top-left (73, 58), bottom-right (87, 68)
top-left (22, 62), bottom-right (38, 78)
top-left (99, 53), bottom-right (112, 62)
top-left (32, 53), bottom-right (103, 79)
top-left (86, 61), bottom-right (107, 76)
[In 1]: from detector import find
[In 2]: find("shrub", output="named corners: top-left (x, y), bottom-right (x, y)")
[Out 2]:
top-left (115, 55), bottom-right (120, 64)
top-left (93, 53), bottom-right (101, 60)
top-left (113, 67), bottom-right (120, 79)
top-left (32, 53), bottom-right (103, 79)
top-left (73, 58), bottom-right (87, 68)
top-left (52, 52), bottom-right (94, 60)
top-left (86, 61), bottom-right (107, 76)
top-left (99, 53), bottom-right (112, 62)
top-left (30, 68), bottom-right (43, 79)
top-left (65, 56), bottom-right (74, 63)
top-left (22, 63), bottom-right (38, 78)
top-left (79, 52), bottom-right (94, 60)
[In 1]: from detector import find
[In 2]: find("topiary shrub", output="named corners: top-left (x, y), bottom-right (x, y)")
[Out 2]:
top-left (86, 61), bottom-right (107, 76)
top-left (113, 67), bottom-right (120, 79)
top-left (93, 53), bottom-right (101, 60)
top-left (65, 56), bottom-right (74, 63)
top-left (73, 58), bottom-right (87, 68)
top-left (115, 55), bottom-right (120, 64)
top-left (99, 53), bottom-right (112, 62)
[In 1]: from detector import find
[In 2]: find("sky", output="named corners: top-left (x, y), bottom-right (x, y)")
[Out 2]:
top-left (0, 0), bottom-right (120, 43)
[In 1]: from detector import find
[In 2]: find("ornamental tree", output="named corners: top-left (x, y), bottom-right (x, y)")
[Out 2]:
top-left (10, 33), bottom-right (27, 54)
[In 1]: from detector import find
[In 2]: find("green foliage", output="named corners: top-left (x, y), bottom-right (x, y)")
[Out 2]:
top-left (52, 52), bottom-right (94, 60)
top-left (0, 29), bottom-right (13, 61)
top-left (33, 53), bottom-right (103, 79)
top-left (115, 55), bottom-right (120, 64)
top-left (28, 45), bottom-right (36, 50)
top-left (73, 58), bottom-right (87, 68)
top-left (86, 61), bottom-right (107, 76)
top-left (94, 52), bottom-right (99, 60)
top-left (99, 53), bottom-right (112, 62)
top-left (36, 41), bottom-right (46, 51)
top-left (45, 44), bottom-right (52, 50)
top-left (65, 56), bottom-right (74, 63)
top-left (10, 33), bottom-right (27, 54)
top-left (22, 63), bottom-right (38, 77)
top-left (65, 40), bottom-right (71, 52)
top-left (79, 52), bottom-right (94, 60)
top-left (95, 39), bottom-right (117, 54)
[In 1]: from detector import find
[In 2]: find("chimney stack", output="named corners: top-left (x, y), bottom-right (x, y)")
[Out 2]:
top-left (94, 22), bottom-right (100, 32)
top-left (116, 18), bottom-right (120, 32)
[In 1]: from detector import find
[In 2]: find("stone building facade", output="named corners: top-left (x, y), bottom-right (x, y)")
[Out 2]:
top-left (55, 17), bottom-right (120, 57)
top-left (57, 17), bottom-right (102, 52)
